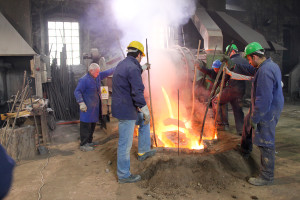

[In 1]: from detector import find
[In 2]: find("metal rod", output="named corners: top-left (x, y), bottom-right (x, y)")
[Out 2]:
top-left (178, 89), bottom-right (179, 156)
top-left (0, 90), bottom-right (20, 145)
top-left (6, 85), bottom-right (29, 148)
top-left (29, 87), bottom-right (41, 147)
top-left (213, 66), bottom-right (227, 133)
top-left (191, 40), bottom-right (202, 118)
top-left (146, 39), bottom-right (158, 147)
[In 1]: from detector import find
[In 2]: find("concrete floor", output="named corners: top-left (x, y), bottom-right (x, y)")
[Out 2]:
top-left (4, 102), bottom-right (300, 200)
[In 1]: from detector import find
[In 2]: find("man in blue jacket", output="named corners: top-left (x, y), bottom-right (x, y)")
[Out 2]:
top-left (229, 42), bottom-right (284, 186)
top-left (74, 63), bottom-right (115, 151)
top-left (112, 41), bottom-right (156, 184)
top-left (0, 144), bottom-right (15, 199)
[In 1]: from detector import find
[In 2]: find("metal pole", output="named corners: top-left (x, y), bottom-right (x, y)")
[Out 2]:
top-left (178, 89), bottom-right (179, 156)
top-left (146, 39), bottom-right (158, 147)
top-left (213, 67), bottom-right (227, 133)
top-left (191, 40), bottom-right (201, 118)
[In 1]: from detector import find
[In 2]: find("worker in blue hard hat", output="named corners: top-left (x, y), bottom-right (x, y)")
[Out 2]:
top-left (195, 59), bottom-right (230, 129)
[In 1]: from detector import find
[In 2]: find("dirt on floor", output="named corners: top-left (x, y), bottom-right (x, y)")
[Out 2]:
top-left (4, 103), bottom-right (300, 200)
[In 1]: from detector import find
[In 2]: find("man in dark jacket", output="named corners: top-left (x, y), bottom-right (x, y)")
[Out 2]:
top-left (74, 63), bottom-right (115, 151)
top-left (112, 41), bottom-right (156, 184)
top-left (243, 42), bottom-right (284, 186)
top-left (0, 144), bottom-right (15, 199)
top-left (226, 42), bottom-right (284, 186)
top-left (212, 44), bottom-right (254, 135)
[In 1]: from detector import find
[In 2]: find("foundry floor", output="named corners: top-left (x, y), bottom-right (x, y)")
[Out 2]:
top-left (4, 102), bottom-right (300, 200)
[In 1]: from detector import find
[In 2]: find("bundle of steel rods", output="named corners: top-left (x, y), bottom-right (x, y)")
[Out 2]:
top-left (43, 60), bottom-right (79, 120)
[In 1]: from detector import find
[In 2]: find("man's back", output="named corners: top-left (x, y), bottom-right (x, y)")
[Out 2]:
top-left (112, 56), bottom-right (146, 120)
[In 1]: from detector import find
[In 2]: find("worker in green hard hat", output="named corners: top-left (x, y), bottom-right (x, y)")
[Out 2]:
top-left (212, 44), bottom-right (253, 135)
top-left (225, 42), bottom-right (284, 186)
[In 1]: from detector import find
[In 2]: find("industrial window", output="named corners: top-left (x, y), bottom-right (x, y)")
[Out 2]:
top-left (48, 21), bottom-right (80, 65)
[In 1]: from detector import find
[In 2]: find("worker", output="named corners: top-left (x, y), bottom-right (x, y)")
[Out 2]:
top-left (212, 44), bottom-right (254, 135)
top-left (0, 144), bottom-right (15, 199)
top-left (196, 59), bottom-right (229, 130)
top-left (112, 41), bottom-right (156, 184)
top-left (226, 42), bottom-right (284, 186)
top-left (74, 63), bottom-right (115, 152)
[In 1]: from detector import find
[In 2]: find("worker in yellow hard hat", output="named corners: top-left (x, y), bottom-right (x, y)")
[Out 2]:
top-left (112, 40), bottom-right (156, 184)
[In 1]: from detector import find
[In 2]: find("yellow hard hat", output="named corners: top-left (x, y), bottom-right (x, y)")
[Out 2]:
top-left (127, 41), bottom-right (145, 56)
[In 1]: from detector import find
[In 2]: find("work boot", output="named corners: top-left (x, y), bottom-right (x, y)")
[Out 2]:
top-left (248, 177), bottom-right (273, 186)
top-left (138, 149), bottom-right (156, 161)
top-left (224, 125), bottom-right (229, 131)
top-left (80, 144), bottom-right (94, 152)
top-left (118, 174), bottom-right (141, 184)
top-left (87, 141), bottom-right (100, 147)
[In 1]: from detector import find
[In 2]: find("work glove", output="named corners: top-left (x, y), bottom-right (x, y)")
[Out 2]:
top-left (194, 59), bottom-right (205, 70)
top-left (250, 118), bottom-right (257, 130)
top-left (79, 102), bottom-right (87, 112)
top-left (225, 67), bottom-right (252, 81)
top-left (221, 55), bottom-right (235, 69)
top-left (140, 105), bottom-right (151, 125)
top-left (220, 55), bottom-right (230, 63)
top-left (142, 63), bottom-right (151, 71)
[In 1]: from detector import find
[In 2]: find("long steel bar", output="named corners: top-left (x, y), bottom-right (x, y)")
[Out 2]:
top-left (178, 89), bottom-right (180, 156)
top-left (146, 39), bottom-right (158, 147)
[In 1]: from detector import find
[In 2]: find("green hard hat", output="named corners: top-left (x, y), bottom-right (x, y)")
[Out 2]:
top-left (244, 42), bottom-right (264, 57)
top-left (226, 44), bottom-right (238, 53)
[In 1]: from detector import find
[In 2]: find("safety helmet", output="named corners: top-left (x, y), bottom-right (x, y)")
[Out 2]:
top-left (244, 42), bottom-right (264, 57)
top-left (212, 59), bottom-right (222, 69)
top-left (127, 41), bottom-right (145, 56)
top-left (225, 44), bottom-right (238, 53)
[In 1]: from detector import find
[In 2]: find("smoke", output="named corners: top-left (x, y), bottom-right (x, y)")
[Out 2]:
top-left (111, 0), bottom-right (196, 49)
top-left (110, 0), bottom-right (216, 146)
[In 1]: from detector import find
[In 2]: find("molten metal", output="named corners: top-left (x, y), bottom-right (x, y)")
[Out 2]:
top-left (155, 87), bottom-right (217, 150)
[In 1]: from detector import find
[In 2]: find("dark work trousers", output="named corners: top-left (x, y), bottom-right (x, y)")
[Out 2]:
top-left (80, 121), bottom-right (96, 146)
top-left (241, 108), bottom-right (253, 154)
top-left (258, 146), bottom-right (275, 181)
top-left (242, 110), bottom-right (275, 181)
top-left (212, 87), bottom-right (244, 134)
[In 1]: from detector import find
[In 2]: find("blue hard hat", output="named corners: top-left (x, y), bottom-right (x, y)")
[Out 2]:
top-left (212, 59), bottom-right (222, 69)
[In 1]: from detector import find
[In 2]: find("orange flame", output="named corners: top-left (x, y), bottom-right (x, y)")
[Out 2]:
top-left (155, 87), bottom-right (214, 150)
top-left (161, 87), bottom-right (174, 118)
